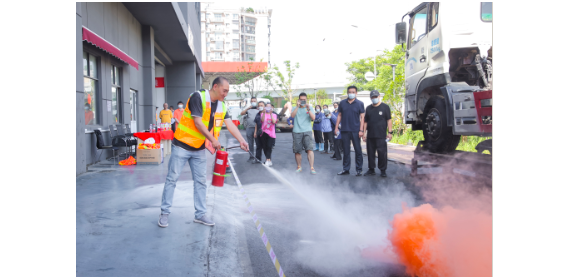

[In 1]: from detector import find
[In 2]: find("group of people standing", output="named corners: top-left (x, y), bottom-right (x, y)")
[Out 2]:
top-left (243, 85), bottom-right (392, 177)
top-left (159, 102), bottom-right (185, 132)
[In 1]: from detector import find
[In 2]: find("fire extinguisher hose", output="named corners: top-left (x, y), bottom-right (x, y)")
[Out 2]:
top-left (223, 145), bottom-right (263, 163)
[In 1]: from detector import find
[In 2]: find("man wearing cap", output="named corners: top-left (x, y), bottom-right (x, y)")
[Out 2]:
top-left (335, 85), bottom-right (365, 176)
top-left (362, 90), bottom-right (392, 177)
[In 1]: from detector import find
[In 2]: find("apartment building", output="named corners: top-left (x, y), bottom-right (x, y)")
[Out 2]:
top-left (200, 3), bottom-right (272, 66)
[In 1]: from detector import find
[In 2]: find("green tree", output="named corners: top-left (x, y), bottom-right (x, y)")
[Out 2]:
top-left (345, 44), bottom-right (406, 133)
top-left (306, 89), bottom-right (331, 106)
top-left (233, 59), bottom-right (273, 99)
top-left (272, 60), bottom-right (300, 104)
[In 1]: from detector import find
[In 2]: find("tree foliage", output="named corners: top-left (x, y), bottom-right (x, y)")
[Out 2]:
top-left (345, 44), bottom-right (407, 133)
top-left (272, 60), bottom-right (300, 104)
top-left (233, 59), bottom-right (273, 99)
top-left (306, 89), bottom-right (331, 106)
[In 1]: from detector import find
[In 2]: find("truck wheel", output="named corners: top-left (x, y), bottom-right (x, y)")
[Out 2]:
top-left (422, 95), bottom-right (460, 153)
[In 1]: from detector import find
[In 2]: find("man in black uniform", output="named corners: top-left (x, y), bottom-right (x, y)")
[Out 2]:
top-left (363, 90), bottom-right (392, 177)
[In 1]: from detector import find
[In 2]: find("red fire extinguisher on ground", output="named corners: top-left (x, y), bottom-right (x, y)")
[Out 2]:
top-left (212, 149), bottom-right (229, 187)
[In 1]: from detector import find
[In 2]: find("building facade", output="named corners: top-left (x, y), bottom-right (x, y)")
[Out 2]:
top-left (76, 2), bottom-right (203, 175)
top-left (200, 3), bottom-right (272, 67)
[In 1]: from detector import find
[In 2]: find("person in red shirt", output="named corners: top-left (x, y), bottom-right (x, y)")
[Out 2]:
top-left (173, 101), bottom-right (184, 133)
top-left (85, 103), bottom-right (94, 125)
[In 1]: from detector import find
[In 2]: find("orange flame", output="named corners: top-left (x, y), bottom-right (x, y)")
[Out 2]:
top-left (388, 203), bottom-right (492, 277)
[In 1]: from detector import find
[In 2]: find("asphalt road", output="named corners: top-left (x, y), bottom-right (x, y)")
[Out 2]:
top-left (224, 130), bottom-right (425, 277)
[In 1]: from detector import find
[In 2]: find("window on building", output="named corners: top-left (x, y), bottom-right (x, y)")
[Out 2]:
top-left (233, 39), bottom-right (239, 49)
top-left (245, 25), bottom-right (255, 34)
top-left (111, 65), bottom-right (121, 124)
top-left (245, 17), bottom-right (256, 25)
top-left (233, 50), bottom-right (239, 59)
top-left (214, 13), bottom-right (222, 21)
top-left (206, 52), bottom-right (210, 59)
top-left (233, 23), bottom-right (239, 29)
top-left (233, 30), bottom-right (239, 34)
top-left (226, 23), bottom-right (230, 27)
top-left (246, 45), bottom-right (255, 53)
top-left (206, 42), bottom-right (210, 49)
top-left (246, 54), bottom-right (255, 61)
top-left (233, 14), bottom-right (238, 20)
top-left (216, 41), bottom-right (223, 50)
top-left (215, 52), bottom-right (223, 59)
top-left (83, 51), bottom-right (98, 125)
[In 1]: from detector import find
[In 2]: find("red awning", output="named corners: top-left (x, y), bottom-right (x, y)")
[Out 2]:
top-left (82, 26), bottom-right (139, 70)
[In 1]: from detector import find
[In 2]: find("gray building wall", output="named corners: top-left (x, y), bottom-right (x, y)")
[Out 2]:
top-left (77, 2), bottom-right (202, 175)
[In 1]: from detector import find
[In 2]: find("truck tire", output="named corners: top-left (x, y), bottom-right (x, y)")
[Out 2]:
top-left (422, 95), bottom-right (460, 153)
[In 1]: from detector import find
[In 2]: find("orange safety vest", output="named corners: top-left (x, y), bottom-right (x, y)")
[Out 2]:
top-left (174, 89), bottom-right (226, 148)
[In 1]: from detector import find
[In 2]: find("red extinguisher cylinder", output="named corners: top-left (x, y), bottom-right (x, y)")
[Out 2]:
top-left (212, 150), bottom-right (228, 187)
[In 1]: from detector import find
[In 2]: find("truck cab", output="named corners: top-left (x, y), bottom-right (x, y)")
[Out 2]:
top-left (396, 2), bottom-right (492, 153)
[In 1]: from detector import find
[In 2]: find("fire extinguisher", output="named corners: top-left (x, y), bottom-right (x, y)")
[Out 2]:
top-left (212, 149), bottom-right (230, 187)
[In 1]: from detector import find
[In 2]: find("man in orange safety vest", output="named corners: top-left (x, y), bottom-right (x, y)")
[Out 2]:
top-left (158, 77), bottom-right (248, 228)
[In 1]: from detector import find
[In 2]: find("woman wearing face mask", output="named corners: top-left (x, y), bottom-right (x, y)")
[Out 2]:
top-left (320, 105), bottom-right (334, 154)
top-left (255, 104), bottom-right (278, 167)
top-left (312, 105), bottom-right (324, 151)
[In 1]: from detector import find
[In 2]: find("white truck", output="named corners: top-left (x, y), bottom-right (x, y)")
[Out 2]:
top-left (395, 2), bottom-right (492, 153)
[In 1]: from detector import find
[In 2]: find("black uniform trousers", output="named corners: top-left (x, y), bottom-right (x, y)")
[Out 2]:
top-left (260, 133), bottom-right (275, 160)
top-left (366, 138), bottom-right (388, 171)
top-left (341, 131), bottom-right (363, 172)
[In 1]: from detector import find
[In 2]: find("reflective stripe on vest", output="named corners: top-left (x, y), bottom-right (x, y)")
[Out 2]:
top-left (173, 89), bottom-right (226, 148)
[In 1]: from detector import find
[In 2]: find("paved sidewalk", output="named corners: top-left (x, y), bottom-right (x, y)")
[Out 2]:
top-left (76, 132), bottom-right (252, 277)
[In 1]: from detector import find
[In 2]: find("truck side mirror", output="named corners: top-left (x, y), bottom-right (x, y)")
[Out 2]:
top-left (396, 22), bottom-right (407, 45)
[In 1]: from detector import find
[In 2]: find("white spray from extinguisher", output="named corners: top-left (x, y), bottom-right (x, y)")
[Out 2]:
top-left (237, 147), bottom-right (367, 242)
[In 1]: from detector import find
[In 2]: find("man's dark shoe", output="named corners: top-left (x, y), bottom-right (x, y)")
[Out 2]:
top-left (333, 158), bottom-right (342, 161)
top-left (247, 158), bottom-right (254, 163)
top-left (337, 170), bottom-right (350, 175)
top-left (330, 155), bottom-right (335, 158)
top-left (380, 170), bottom-right (387, 177)
top-left (364, 169), bottom-right (376, 176)
top-left (355, 170), bottom-right (363, 176)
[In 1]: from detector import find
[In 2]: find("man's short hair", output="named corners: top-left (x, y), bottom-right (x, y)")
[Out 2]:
top-left (299, 92), bottom-right (307, 98)
top-left (323, 105), bottom-right (328, 108)
top-left (347, 85), bottom-right (358, 92)
top-left (333, 102), bottom-right (339, 105)
top-left (178, 101), bottom-right (183, 105)
top-left (258, 101), bottom-right (265, 105)
top-left (251, 97), bottom-right (257, 102)
top-left (212, 77), bottom-right (228, 88)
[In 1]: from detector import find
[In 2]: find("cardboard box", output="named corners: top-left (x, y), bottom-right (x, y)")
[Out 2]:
top-left (137, 148), bottom-right (163, 165)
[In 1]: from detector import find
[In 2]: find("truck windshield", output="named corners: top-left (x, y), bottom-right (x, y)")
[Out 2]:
top-left (481, 2), bottom-right (492, 22)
